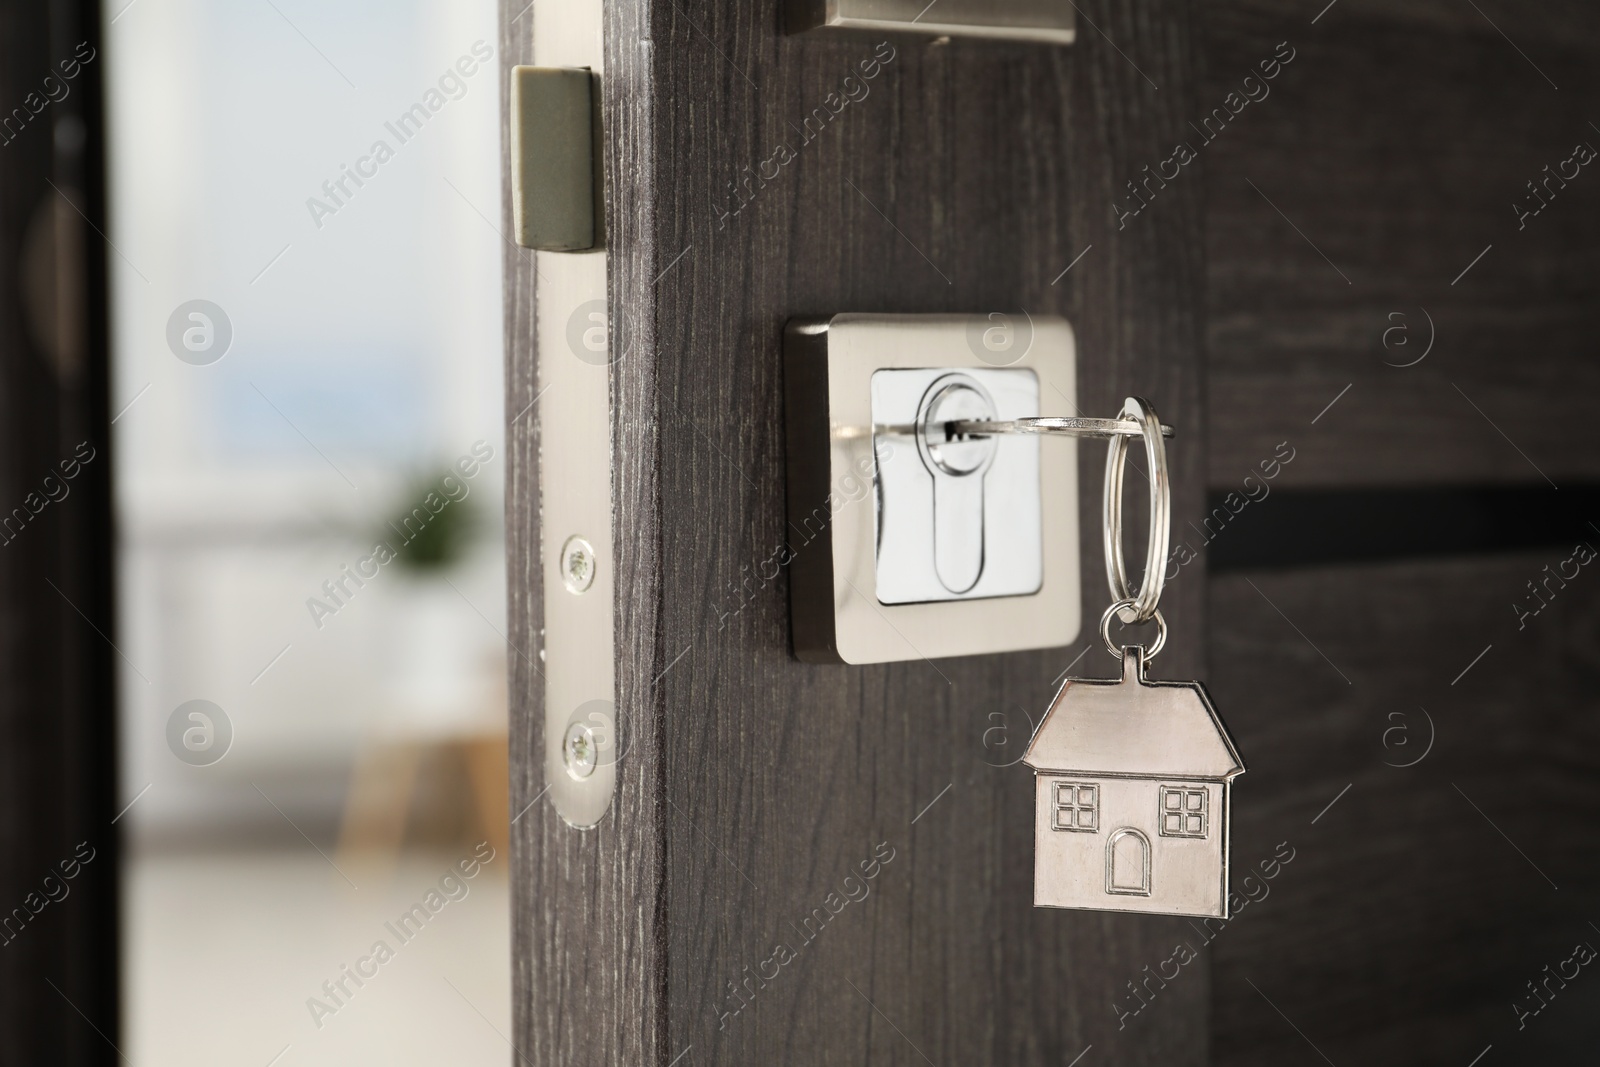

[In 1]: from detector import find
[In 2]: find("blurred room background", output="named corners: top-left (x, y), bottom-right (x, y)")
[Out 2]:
top-left (104, 1), bottom-right (510, 1062)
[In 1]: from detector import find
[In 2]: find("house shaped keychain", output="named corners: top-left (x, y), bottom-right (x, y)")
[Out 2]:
top-left (1025, 644), bottom-right (1243, 917)
top-left (1023, 398), bottom-right (1246, 919)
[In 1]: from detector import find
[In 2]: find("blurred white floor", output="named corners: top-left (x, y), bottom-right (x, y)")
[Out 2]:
top-left (126, 847), bottom-right (511, 1066)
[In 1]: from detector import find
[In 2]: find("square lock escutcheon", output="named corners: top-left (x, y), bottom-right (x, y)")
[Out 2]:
top-left (784, 314), bottom-right (1082, 664)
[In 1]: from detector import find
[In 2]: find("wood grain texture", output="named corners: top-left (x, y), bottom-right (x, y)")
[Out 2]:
top-left (503, 3), bottom-right (668, 1066)
top-left (0, 0), bottom-right (118, 1061)
top-left (1225, 0), bottom-right (1600, 46)
top-left (1203, 0), bottom-right (1600, 488)
top-left (1209, 557), bottom-right (1600, 1067)
top-left (644, 2), bottom-right (1206, 1064)
top-left (509, 0), bottom-right (1216, 1064)
top-left (498, 15), bottom-right (541, 1061)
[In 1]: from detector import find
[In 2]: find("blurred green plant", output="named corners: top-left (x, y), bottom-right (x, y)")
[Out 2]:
top-left (385, 470), bottom-right (478, 572)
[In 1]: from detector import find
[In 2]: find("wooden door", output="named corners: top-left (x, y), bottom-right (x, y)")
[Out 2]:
top-left (501, 1), bottom-right (1210, 1064)
top-left (1202, 3), bottom-right (1600, 1064)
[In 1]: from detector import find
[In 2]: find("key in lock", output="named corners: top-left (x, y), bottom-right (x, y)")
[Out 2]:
top-left (868, 364), bottom-right (1045, 606)
top-left (915, 374), bottom-right (1000, 594)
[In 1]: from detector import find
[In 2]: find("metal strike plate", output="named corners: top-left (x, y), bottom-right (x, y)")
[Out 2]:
top-left (784, 314), bottom-right (1081, 665)
top-left (786, 0), bottom-right (1076, 44)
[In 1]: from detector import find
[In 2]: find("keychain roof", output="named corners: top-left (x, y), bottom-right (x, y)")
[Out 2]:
top-left (1024, 646), bottom-right (1244, 780)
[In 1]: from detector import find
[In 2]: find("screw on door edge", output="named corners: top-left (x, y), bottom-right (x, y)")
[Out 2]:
top-left (560, 535), bottom-right (597, 594)
top-left (564, 721), bottom-right (597, 779)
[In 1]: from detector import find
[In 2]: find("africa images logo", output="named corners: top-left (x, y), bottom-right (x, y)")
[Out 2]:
top-left (166, 300), bottom-right (233, 366)
top-left (166, 700), bottom-right (232, 767)
top-left (304, 41), bottom-right (494, 230)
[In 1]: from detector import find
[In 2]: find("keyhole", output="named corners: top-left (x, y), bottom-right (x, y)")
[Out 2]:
top-left (916, 376), bottom-right (998, 594)
top-left (923, 383), bottom-right (996, 474)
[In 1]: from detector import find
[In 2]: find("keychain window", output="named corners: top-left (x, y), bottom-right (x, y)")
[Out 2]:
top-left (1051, 782), bottom-right (1099, 832)
top-left (1160, 786), bottom-right (1209, 839)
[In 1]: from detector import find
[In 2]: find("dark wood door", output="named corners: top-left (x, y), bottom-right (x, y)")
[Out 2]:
top-left (502, 1), bottom-right (1211, 1064)
top-left (503, 2), bottom-right (1600, 1065)
top-left (1203, 2), bottom-right (1600, 1065)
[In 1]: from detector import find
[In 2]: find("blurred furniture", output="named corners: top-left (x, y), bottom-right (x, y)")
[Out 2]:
top-left (338, 591), bottom-right (510, 873)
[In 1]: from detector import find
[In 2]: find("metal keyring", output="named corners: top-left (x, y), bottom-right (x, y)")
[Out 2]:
top-left (1103, 396), bottom-right (1170, 624)
top-left (1100, 598), bottom-right (1167, 659)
